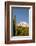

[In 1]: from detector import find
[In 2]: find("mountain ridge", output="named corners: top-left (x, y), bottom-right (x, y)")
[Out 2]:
top-left (16, 21), bottom-right (29, 27)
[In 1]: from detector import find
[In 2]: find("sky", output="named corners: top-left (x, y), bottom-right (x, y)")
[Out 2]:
top-left (12, 7), bottom-right (29, 24)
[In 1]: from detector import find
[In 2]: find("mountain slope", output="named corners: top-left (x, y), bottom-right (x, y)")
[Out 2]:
top-left (16, 21), bottom-right (29, 27)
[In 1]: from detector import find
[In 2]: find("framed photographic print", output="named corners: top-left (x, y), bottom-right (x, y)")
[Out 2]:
top-left (5, 1), bottom-right (35, 44)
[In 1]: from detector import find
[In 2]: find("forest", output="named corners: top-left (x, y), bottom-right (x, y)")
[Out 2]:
top-left (16, 26), bottom-right (29, 36)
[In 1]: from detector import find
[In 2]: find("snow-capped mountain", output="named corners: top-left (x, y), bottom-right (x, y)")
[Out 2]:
top-left (16, 21), bottom-right (29, 27)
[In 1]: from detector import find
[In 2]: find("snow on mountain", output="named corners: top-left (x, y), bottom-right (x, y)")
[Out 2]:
top-left (16, 21), bottom-right (29, 27)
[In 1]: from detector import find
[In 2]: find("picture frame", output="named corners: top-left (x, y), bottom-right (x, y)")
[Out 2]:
top-left (5, 1), bottom-right (35, 44)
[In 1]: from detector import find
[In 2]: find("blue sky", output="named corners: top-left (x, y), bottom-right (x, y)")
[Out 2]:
top-left (12, 7), bottom-right (29, 24)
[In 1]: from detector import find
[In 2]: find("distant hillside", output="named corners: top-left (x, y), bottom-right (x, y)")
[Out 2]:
top-left (16, 21), bottom-right (29, 27)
